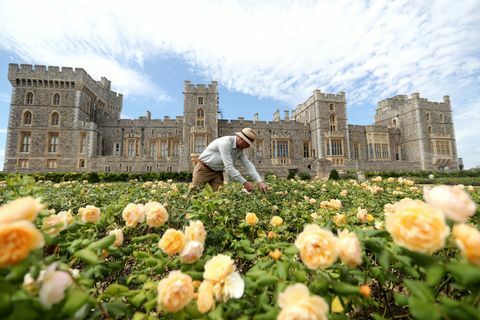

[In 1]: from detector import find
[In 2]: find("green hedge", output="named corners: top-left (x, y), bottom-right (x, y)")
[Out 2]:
top-left (350, 169), bottom-right (480, 179)
top-left (0, 171), bottom-right (193, 183)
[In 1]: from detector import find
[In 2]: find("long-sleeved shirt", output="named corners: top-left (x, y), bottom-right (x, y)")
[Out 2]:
top-left (198, 136), bottom-right (262, 184)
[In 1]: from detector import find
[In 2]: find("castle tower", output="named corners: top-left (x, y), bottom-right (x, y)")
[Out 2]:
top-left (4, 63), bottom-right (122, 172)
top-left (293, 90), bottom-right (348, 166)
top-left (179, 81), bottom-right (219, 171)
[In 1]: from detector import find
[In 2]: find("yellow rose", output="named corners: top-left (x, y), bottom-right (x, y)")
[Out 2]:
top-left (340, 190), bottom-right (348, 197)
top-left (185, 220), bottom-right (206, 244)
top-left (42, 214), bottom-right (67, 236)
top-left (333, 214), bottom-right (346, 226)
top-left (385, 199), bottom-right (449, 254)
top-left (452, 223), bottom-right (480, 266)
top-left (144, 201), bottom-right (169, 227)
top-left (157, 271), bottom-right (194, 313)
top-left (267, 231), bottom-right (276, 239)
top-left (0, 196), bottom-right (44, 224)
top-left (197, 280), bottom-right (215, 314)
top-left (0, 221), bottom-right (44, 267)
top-left (337, 230), bottom-right (362, 267)
top-left (278, 283), bottom-right (329, 320)
top-left (269, 249), bottom-right (282, 260)
top-left (122, 203), bottom-right (145, 227)
top-left (108, 228), bottom-right (124, 247)
top-left (295, 224), bottom-right (339, 269)
top-left (359, 285), bottom-right (372, 298)
top-left (424, 186), bottom-right (477, 222)
top-left (203, 254), bottom-right (235, 282)
top-left (270, 216), bottom-right (283, 227)
top-left (57, 210), bottom-right (74, 225)
top-left (159, 229), bottom-right (186, 255)
top-left (357, 208), bottom-right (368, 223)
top-left (245, 212), bottom-right (258, 226)
top-left (180, 241), bottom-right (204, 264)
top-left (371, 176), bottom-right (382, 182)
top-left (329, 199), bottom-right (342, 210)
top-left (79, 205), bottom-right (101, 224)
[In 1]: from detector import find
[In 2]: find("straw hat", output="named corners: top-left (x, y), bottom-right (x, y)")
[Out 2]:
top-left (235, 127), bottom-right (257, 146)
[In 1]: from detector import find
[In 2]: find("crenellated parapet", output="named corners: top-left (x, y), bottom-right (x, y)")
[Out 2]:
top-left (183, 80), bottom-right (218, 94)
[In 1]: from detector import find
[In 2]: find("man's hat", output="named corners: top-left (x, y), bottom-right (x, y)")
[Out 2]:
top-left (236, 127), bottom-right (257, 146)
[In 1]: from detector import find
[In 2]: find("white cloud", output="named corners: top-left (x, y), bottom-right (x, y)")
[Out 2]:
top-left (0, 0), bottom-right (479, 166)
top-left (0, 129), bottom-right (7, 134)
top-left (0, 92), bottom-right (10, 103)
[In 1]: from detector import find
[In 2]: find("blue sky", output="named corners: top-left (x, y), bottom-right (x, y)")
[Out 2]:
top-left (1, 0), bottom-right (479, 169)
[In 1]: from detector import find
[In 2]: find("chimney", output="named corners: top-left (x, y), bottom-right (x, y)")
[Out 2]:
top-left (284, 110), bottom-right (290, 121)
top-left (146, 111), bottom-right (151, 120)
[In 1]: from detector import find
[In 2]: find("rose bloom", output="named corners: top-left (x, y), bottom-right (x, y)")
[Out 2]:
top-left (0, 196), bottom-right (44, 224)
top-left (203, 254), bottom-right (235, 283)
top-left (337, 230), bottom-right (362, 267)
top-left (278, 283), bottom-right (329, 320)
top-left (0, 221), bottom-right (45, 267)
top-left (212, 271), bottom-right (244, 302)
top-left (42, 214), bottom-right (67, 236)
top-left (144, 201), bottom-right (169, 228)
top-left (452, 223), bottom-right (480, 266)
top-left (333, 214), bottom-right (346, 227)
top-left (385, 199), bottom-right (450, 254)
top-left (108, 228), bottom-right (124, 247)
top-left (158, 229), bottom-right (186, 255)
top-left (39, 264), bottom-right (73, 309)
top-left (357, 208), bottom-right (369, 223)
top-left (197, 280), bottom-right (215, 314)
top-left (79, 205), bottom-right (101, 224)
top-left (423, 185), bottom-right (477, 223)
top-left (245, 212), bottom-right (258, 226)
top-left (269, 249), bottom-right (282, 260)
top-left (371, 176), bottom-right (382, 182)
top-left (157, 270), bottom-right (194, 313)
top-left (329, 199), bottom-right (342, 210)
top-left (180, 241), bottom-right (204, 264)
top-left (185, 220), bottom-right (206, 244)
top-left (295, 224), bottom-right (339, 269)
top-left (340, 190), bottom-right (348, 197)
top-left (121, 203), bottom-right (145, 227)
top-left (270, 216), bottom-right (283, 227)
top-left (57, 210), bottom-right (74, 225)
top-left (267, 231), bottom-right (276, 239)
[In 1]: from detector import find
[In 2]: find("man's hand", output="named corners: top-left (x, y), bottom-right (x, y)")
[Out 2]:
top-left (257, 181), bottom-right (268, 192)
top-left (243, 181), bottom-right (254, 192)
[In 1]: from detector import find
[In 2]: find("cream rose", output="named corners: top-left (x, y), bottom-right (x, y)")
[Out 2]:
top-left (108, 228), bottom-right (124, 247)
top-left (42, 214), bottom-right (67, 236)
top-left (159, 229), bottom-right (186, 255)
top-left (157, 270), bottom-right (194, 313)
top-left (295, 224), bottom-right (339, 269)
top-left (197, 280), bottom-right (215, 314)
top-left (0, 221), bottom-right (44, 267)
top-left (385, 199), bottom-right (450, 254)
top-left (144, 201), bottom-right (169, 227)
top-left (337, 230), bottom-right (362, 267)
top-left (179, 241), bottom-right (204, 264)
top-left (340, 190), bottom-right (348, 197)
top-left (333, 214), bottom-right (346, 227)
top-left (423, 185), bottom-right (477, 222)
top-left (122, 203), bottom-right (145, 227)
top-left (0, 196), bottom-right (44, 224)
top-left (269, 249), bottom-right (282, 260)
top-left (203, 254), bottom-right (235, 283)
top-left (79, 205), bottom-right (101, 224)
top-left (184, 220), bottom-right (206, 244)
top-left (57, 210), bottom-right (74, 225)
top-left (39, 264), bottom-right (73, 309)
top-left (329, 199), bottom-right (342, 210)
top-left (245, 212), bottom-right (258, 226)
top-left (357, 208), bottom-right (369, 223)
top-left (270, 216), bottom-right (283, 227)
top-left (278, 283), bottom-right (329, 320)
top-left (212, 271), bottom-right (244, 302)
top-left (452, 223), bottom-right (480, 266)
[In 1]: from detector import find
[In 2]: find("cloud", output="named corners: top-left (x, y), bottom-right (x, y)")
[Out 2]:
top-left (0, 129), bottom-right (7, 134)
top-left (0, 92), bottom-right (10, 103)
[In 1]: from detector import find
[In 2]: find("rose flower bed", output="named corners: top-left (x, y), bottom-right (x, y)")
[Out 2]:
top-left (0, 175), bottom-right (479, 319)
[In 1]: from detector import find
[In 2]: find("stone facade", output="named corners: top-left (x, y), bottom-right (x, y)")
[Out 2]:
top-left (4, 63), bottom-right (460, 176)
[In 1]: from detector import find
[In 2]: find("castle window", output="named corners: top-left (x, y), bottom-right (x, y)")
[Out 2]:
top-left (20, 132), bottom-right (31, 152)
top-left (329, 103), bottom-right (335, 111)
top-left (25, 92), bottom-right (34, 105)
top-left (48, 132), bottom-right (59, 153)
top-left (366, 133), bottom-right (390, 160)
top-left (127, 141), bottom-right (135, 157)
top-left (46, 159), bottom-right (57, 169)
top-left (303, 142), bottom-right (310, 158)
top-left (196, 108), bottom-right (205, 127)
top-left (329, 114), bottom-right (336, 131)
top-left (79, 133), bottom-right (87, 153)
top-left (326, 138), bottom-right (343, 156)
top-left (426, 112), bottom-right (431, 122)
top-left (22, 111), bottom-right (32, 125)
top-left (194, 135), bottom-right (206, 153)
top-left (256, 140), bottom-right (264, 158)
top-left (79, 159), bottom-right (86, 168)
top-left (160, 141), bottom-right (168, 158)
top-left (18, 159), bottom-right (29, 168)
top-left (198, 97), bottom-right (204, 105)
top-left (353, 142), bottom-right (360, 159)
top-left (115, 143), bottom-right (120, 156)
top-left (53, 93), bottom-right (60, 106)
top-left (428, 126), bottom-right (432, 134)
top-left (172, 143), bottom-right (180, 157)
top-left (440, 113), bottom-right (444, 123)
top-left (50, 112), bottom-right (59, 126)
top-left (441, 126), bottom-right (446, 134)
top-left (435, 140), bottom-right (451, 156)
top-left (149, 141), bottom-right (157, 158)
top-left (392, 118), bottom-right (397, 126)
top-left (166, 166), bottom-right (173, 172)
top-left (272, 140), bottom-right (289, 158)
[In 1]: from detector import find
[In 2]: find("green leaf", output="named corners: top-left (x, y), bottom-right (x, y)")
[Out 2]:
top-left (333, 282), bottom-right (360, 295)
top-left (103, 283), bottom-right (130, 297)
top-left (74, 248), bottom-right (99, 264)
top-left (446, 262), bottom-right (480, 286)
top-left (129, 292), bottom-right (147, 308)
top-left (404, 280), bottom-right (434, 302)
top-left (276, 261), bottom-right (288, 280)
top-left (408, 297), bottom-right (441, 320)
top-left (61, 287), bottom-right (90, 316)
top-left (393, 292), bottom-right (409, 306)
top-left (256, 276), bottom-right (278, 287)
top-left (88, 234), bottom-right (116, 250)
top-left (426, 265), bottom-right (445, 287)
top-left (400, 248), bottom-right (438, 266)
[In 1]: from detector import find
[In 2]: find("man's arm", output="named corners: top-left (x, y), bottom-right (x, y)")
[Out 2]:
top-left (239, 151), bottom-right (262, 182)
top-left (218, 140), bottom-right (247, 184)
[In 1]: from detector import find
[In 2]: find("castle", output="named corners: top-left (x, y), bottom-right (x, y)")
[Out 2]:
top-left (3, 63), bottom-right (459, 176)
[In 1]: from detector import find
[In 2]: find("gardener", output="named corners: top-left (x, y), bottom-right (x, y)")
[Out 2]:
top-left (192, 127), bottom-right (268, 192)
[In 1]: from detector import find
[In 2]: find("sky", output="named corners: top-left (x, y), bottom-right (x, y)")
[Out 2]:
top-left (0, 0), bottom-right (479, 169)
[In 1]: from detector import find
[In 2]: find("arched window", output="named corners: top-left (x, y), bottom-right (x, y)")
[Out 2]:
top-left (426, 112), bottom-right (431, 122)
top-left (23, 111), bottom-right (32, 125)
top-left (441, 126), bottom-right (446, 134)
top-left (392, 119), bottom-right (397, 126)
top-left (53, 93), bottom-right (60, 106)
top-left (440, 113), bottom-right (444, 123)
top-left (50, 112), bottom-right (59, 126)
top-left (196, 108), bottom-right (205, 127)
top-left (26, 92), bottom-right (34, 105)
top-left (428, 126), bottom-right (432, 134)
top-left (329, 114), bottom-right (336, 131)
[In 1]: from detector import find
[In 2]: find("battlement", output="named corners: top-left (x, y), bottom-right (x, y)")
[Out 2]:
top-left (184, 80), bottom-right (218, 93)
top-left (313, 90), bottom-right (346, 102)
top-left (378, 93), bottom-right (451, 110)
top-left (8, 63), bottom-right (87, 80)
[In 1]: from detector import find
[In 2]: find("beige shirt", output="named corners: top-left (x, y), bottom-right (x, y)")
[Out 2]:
top-left (198, 136), bottom-right (262, 184)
